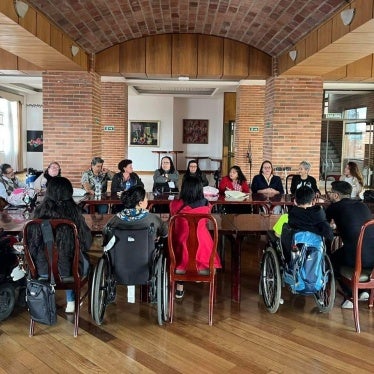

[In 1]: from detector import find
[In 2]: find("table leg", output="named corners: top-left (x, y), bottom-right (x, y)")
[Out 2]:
top-left (230, 234), bottom-right (241, 303)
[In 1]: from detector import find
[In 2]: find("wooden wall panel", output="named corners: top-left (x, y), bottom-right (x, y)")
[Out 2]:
top-left (50, 25), bottom-right (63, 54)
top-left (305, 29), bottom-right (318, 58)
top-left (172, 34), bottom-right (197, 78)
top-left (18, 56), bottom-right (41, 71)
top-left (36, 13), bottom-right (50, 44)
top-left (146, 34), bottom-right (172, 78)
top-left (345, 54), bottom-right (373, 80)
top-left (119, 38), bottom-right (146, 78)
top-left (223, 39), bottom-right (249, 79)
top-left (350, 0), bottom-right (373, 31)
top-left (323, 65), bottom-right (347, 80)
top-left (248, 47), bottom-right (271, 78)
top-left (197, 35), bottom-right (223, 78)
top-left (331, 4), bottom-right (350, 42)
top-left (96, 45), bottom-right (120, 74)
top-left (0, 0), bottom-right (18, 23)
top-left (318, 20), bottom-right (332, 50)
top-left (19, 7), bottom-right (36, 35)
top-left (0, 48), bottom-right (17, 69)
top-left (294, 39), bottom-right (306, 63)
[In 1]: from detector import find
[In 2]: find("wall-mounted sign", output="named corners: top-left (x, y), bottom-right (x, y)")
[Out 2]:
top-left (249, 127), bottom-right (259, 132)
top-left (104, 126), bottom-right (115, 131)
top-left (325, 113), bottom-right (342, 119)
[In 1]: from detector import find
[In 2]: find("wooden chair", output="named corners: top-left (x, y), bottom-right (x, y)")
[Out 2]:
top-left (285, 174), bottom-right (296, 194)
top-left (168, 213), bottom-right (219, 325)
top-left (23, 219), bottom-right (90, 337)
top-left (324, 174), bottom-right (340, 195)
top-left (339, 219), bottom-right (374, 333)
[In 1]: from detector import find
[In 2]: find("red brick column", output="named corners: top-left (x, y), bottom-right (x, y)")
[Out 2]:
top-left (101, 81), bottom-right (128, 172)
top-left (43, 71), bottom-right (101, 186)
top-left (264, 76), bottom-right (323, 179)
top-left (236, 83), bottom-right (266, 182)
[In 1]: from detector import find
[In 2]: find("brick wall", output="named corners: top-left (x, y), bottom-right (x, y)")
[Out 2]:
top-left (101, 82), bottom-right (128, 172)
top-left (236, 84), bottom-right (265, 182)
top-left (264, 76), bottom-right (324, 180)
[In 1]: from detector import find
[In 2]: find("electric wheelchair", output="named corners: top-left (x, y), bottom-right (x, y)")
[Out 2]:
top-left (90, 225), bottom-right (168, 326)
top-left (260, 224), bottom-right (335, 313)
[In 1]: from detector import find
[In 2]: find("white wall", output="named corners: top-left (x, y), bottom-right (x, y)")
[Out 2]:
top-left (25, 93), bottom-right (43, 170)
top-left (173, 96), bottom-right (223, 170)
top-left (128, 92), bottom-right (224, 171)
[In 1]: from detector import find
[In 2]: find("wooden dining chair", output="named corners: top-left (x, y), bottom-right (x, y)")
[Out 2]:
top-left (324, 174), bottom-right (340, 195)
top-left (23, 219), bottom-right (91, 337)
top-left (285, 174), bottom-right (296, 194)
top-left (168, 213), bottom-right (219, 325)
top-left (339, 219), bottom-right (374, 333)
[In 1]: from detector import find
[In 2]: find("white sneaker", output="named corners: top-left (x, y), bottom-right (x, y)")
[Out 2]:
top-left (359, 291), bottom-right (370, 301)
top-left (65, 301), bottom-right (75, 313)
top-left (341, 299), bottom-right (353, 309)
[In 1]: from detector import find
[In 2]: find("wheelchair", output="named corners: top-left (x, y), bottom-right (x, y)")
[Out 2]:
top-left (260, 224), bottom-right (335, 314)
top-left (90, 226), bottom-right (169, 326)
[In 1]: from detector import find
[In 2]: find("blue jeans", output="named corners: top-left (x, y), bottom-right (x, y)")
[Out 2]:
top-left (96, 204), bottom-right (108, 214)
top-left (40, 275), bottom-right (74, 302)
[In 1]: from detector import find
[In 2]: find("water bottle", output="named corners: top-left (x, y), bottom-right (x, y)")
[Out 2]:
top-left (125, 180), bottom-right (131, 191)
top-left (95, 181), bottom-right (102, 198)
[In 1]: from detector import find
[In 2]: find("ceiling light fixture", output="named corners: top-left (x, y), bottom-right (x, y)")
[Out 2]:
top-left (289, 50), bottom-right (297, 62)
top-left (14, 0), bottom-right (29, 18)
top-left (71, 45), bottom-right (79, 57)
top-left (340, 8), bottom-right (355, 26)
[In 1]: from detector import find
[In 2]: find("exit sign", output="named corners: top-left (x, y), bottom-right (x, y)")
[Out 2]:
top-left (325, 113), bottom-right (342, 119)
top-left (104, 126), bottom-right (115, 131)
top-left (249, 127), bottom-right (259, 132)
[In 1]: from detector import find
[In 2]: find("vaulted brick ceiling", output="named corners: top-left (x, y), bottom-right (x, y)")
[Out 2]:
top-left (27, 0), bottom-right (349, 57)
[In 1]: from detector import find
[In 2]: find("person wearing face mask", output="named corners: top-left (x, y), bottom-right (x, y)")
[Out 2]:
top-left (33, 161), bottom-right (62, 193)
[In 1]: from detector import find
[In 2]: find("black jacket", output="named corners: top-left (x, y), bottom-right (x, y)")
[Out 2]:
top-left (288, 205), bottom-right (333, 242)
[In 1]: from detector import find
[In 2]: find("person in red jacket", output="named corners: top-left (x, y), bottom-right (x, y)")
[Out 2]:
top-left (170, 175), bottom-right (222, 298)
top-left (218, 165), bottom-right (250, 195)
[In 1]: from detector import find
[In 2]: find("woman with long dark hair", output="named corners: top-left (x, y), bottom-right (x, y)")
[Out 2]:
top-left (218, 165), bottom-right (249, 195)
top-left (28, 176), bottom-right (92, 313)
top-left (340, 161), bottom-right (364, 198)
top-left (170, 176), bottom-right (221, 298)
top-left (153, 156), bottom-right (179, 191)
top-left (183, 160), bottom-right (209, 187)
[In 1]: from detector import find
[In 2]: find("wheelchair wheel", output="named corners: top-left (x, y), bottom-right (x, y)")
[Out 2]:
top-left (0, 283), bottom-right (16, 321)
top-left (314, 253), bottom-right (335, 313)
top-left (91, 255), bottom-right (111, 325)
top-left (260, 246), bottom-right (282, 313)
top-left (156, 254), bottom-right (169, 325)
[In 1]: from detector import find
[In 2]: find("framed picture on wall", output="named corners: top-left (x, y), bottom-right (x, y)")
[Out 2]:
top-left (27, 130), bottom-right (43, 152)
top-left (183, 119), bottom-right (209, 144)
top-left (129, 120), bottom-right (160, 146)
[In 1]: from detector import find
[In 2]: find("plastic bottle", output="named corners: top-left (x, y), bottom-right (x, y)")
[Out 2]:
top-left (94, 181), bottom-right (102, 198)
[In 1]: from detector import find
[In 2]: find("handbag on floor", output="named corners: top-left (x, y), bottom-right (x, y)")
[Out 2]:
top-left (26, 220), bottom-right (57, 326)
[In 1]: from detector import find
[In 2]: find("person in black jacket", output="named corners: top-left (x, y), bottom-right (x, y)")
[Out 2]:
top-left (326, 181), bottom-right (374, 308)
top-left (290, 160), bottom-right (320, 196)
top-left (183, 160), bottom-right (209, 187)
top-left (28, 176), bottom-right (92, 313)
